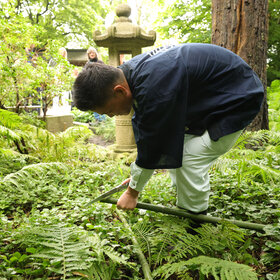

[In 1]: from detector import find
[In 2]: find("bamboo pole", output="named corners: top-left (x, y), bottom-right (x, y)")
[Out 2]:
top-left (116, 209), bottom-right (153, 280)
top-left (100, 198), bottom-right (266, 232)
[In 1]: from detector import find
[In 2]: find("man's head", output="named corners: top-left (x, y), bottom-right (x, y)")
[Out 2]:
top-left (73, 63), bottom-right (133, 117)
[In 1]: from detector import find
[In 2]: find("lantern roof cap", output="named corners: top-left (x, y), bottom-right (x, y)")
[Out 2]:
top-left (93, 3), bottom-right (156, 48)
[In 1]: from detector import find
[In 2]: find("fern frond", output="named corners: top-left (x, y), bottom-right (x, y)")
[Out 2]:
top-left (0, 148), bottom-right (39, 177)
top-left (213, 156), bottom-right (240, 174)
top-left (233, 130), bottom-right (270, 150)
top-left (116, 209), bottom-right (153, 280)
top-left (0, 109), bottom-right (22, 129)
top-left (0, 125), bottom-right (21, 142)
top-left (0, 148), bottom-right (16, 156)
top-left (153, 260), bottom-right (190, 280)
top-left (18, 224), bottom-right (100, 279)
top-left (133, 220), bottom-right (153, 266)
top-left (185, 256), bottom-right (258, 280)
top-left (214, 148), bottom-right (259, 174)
top-left (59, 125), bottom-right (93, 142)
top-left (265, 130), bottom-right (280, 146)
top-left (154, 256), bottom-right (257, 280)
top-left (71, 230), bottom-right (130, 280)
top-left (149, 217), bottom-right (204, 265)
top-left (82, 263), bottom-right (117, 280)
top-left (149, 217), bottom-right (248, 271)
top-left (87, 233), bottom-right (128, 265)
top-left (0, 162), bottom-right (71, 211)
top-left (172, 232), bottom-right (207, 261)
top-left (244, 163), bottom-right (280, 184)
top-left (196, 222), bottom-right (245, 244)
top-left (2, 162), bottom-right (69, 184)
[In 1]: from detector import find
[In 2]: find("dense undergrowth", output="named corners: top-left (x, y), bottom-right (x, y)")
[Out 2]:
top-left (0, 81), bottom-right (280, 279)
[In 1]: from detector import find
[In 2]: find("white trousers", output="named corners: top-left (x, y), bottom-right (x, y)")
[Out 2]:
top-left (129, 130), bottom-right (242, 213)
top-left (169, 130), bottom-right (242, 213)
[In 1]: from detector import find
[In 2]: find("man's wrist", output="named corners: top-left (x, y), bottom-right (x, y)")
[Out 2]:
top-left (126, 186), bottom-right (139, 198)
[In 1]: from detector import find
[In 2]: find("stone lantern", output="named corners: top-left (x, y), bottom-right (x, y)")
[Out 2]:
top-left (67, 49), bottom-right (88, 66)
top-left (93, 3), bottom-right (156, 152)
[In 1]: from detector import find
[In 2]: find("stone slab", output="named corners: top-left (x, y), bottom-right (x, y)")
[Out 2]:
top-left (44, 114), bottom-right (73, 133)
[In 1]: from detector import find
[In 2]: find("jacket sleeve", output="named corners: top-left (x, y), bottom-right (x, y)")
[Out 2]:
top-left (129, 162), bottom-right (154, 192)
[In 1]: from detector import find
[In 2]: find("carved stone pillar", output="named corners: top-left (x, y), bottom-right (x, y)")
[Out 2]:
top-left (114, 109), bottom-right (136, 152)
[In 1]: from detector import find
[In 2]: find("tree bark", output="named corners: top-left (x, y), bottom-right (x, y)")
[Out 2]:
top-left (211, 0), bottom-right (269, 130)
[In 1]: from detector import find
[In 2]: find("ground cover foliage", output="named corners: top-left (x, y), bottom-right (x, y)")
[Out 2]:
top-left (0, 82), bottom-right (280, 279)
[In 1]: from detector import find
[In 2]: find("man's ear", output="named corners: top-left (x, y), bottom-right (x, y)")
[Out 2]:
top-left (113, 84), bottom-right (129, 97)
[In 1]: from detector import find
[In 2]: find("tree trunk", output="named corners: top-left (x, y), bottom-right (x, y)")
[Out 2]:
top-left (211, 0), bottom-right (269, 130)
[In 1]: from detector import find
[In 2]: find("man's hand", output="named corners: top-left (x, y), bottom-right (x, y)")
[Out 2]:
top-left (117, 186), bottom-right (139, 210)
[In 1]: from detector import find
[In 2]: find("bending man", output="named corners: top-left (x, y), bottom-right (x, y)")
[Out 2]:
top-left (73, 43), bottom-right (264, 214)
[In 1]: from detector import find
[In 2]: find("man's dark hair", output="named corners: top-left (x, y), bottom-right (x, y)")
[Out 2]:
top-left (73, 63), bottom-right (123, 111)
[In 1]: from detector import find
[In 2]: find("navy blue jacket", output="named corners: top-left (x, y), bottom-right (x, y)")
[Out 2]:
top-left (119, 44), bottom-right (264, 169)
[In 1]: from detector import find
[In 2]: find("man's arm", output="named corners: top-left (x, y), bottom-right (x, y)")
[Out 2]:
top-left (117, 162), bottom-right (154, 210)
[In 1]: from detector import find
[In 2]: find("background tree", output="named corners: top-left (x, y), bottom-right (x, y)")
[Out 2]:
top-left (0, 0), bottom-right (111, 47)
top-left (267, 0), bottom-right (280, 84)
top-left (0, 8), bottom-right (42, 111)
top-left (156, 0), bottom-right (280, 86)
top-left (211, 0), bottom-right (269, 131)
top-left (0, 7), bottom-right (75, 117)
top-left (156, 0), bottom-right (212, 44)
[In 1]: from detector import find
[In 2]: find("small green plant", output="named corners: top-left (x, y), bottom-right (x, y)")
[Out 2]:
top-left (72, 107), bottom-right (116, 142)
top-left (267, 79), bottom-right (280, 131)
top-left (93, 116), bottom-right (116, 142)
top-left (71, 107), bottom-right (96, 123)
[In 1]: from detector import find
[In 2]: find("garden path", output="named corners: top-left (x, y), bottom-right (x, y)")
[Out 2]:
top-left (88, 134), bottom-right (113, 147)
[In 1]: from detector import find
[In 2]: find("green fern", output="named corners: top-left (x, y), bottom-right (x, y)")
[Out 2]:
top-left (19, 224), bottom-right (94, 279)
top-left (186, 256), bottom-right (258, 280)
top-left (0, 148), bottom-right (39, 177)
top-left (0, 162), bottom-right (70, 211)
top-left (150, 219), bottom-right (257, 280)
top-left (133, 219), bottom-right (153, 266)
top-left (145, 217), bottom-right (249, 271)
top-left (213, 130), bottom-right (280, 185)
top-left (232, 130), bottom-right (270, 150)
top-left (0, 125), bottom-right (21, 142)
top-left (149, 217), bottom-right (210, 264)
top-left (79, 263), bottom-right (117, 280)
top-left (29, 125), bottom-right (109, 163)
top-left (59, 125), bottom-right (93, 142)
top-left (2, 162), bottom-right (69, 186)
top-left (153, 260), bottom-right (192, 279)
top-left (0, 109), bottom-right (22, 129)
top-left (223, 130), bottom-right (280, 155)
top-left (196, 222), bottom-right (245, 244)
top-left (0, 109), bottom-right (32, 154)
top-left (154, 256), bottom-right (258, 280)
top-left (243, 163), bottom-right (280, 184)
top-left (18, 224), bottom-right (129, 280)
top-left (84, 232), bottom-right (129, 280)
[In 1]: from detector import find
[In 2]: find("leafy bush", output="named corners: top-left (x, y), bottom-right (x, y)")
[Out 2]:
top-left (71, 107), bottom-right (96, 123)
top-left (92, 116), bottom-right (116, 142)
top-left (267, 79), bottom-right (280, 131)
top-left (72, 107), bottom-right (116, 142)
